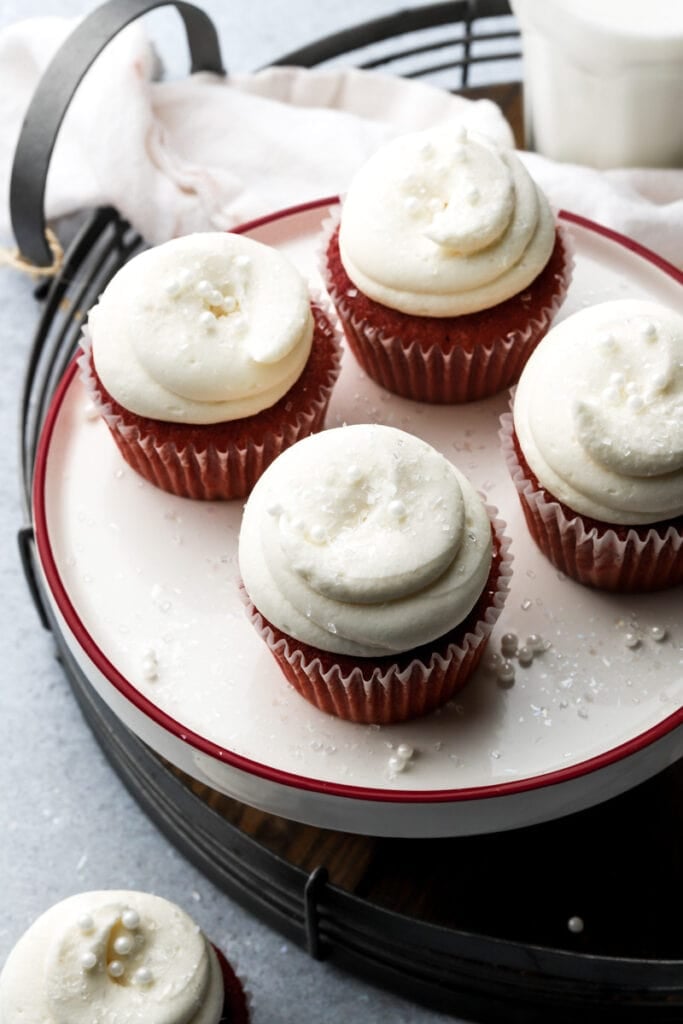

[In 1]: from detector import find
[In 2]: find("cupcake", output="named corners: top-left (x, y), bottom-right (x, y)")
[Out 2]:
top-left (239, 424), bottom-right (512, 724)
top-left (501, 299), bottom-right (683, 591)
top-left (79, 232), bottom-right (341, 500)
top-left (0, 890), bottom-right (249, 1023)
top-left (323, 124), bottom-right (572, 403)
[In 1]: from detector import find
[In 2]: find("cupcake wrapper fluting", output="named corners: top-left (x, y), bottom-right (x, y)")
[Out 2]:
top-left (77, 301), bottom-right (342, 501)
top-left (321, 213), bottom-right (574, 404)
top-left (215, 946), bottom-right (250, 1024)
top-left (243, 512), bottom-right (512, 725)
top-left (499, 412), bottom-right (683, 592)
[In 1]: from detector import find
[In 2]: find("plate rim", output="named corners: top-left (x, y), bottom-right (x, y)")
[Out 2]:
top-left (32, 200), bottom-right (683, 807)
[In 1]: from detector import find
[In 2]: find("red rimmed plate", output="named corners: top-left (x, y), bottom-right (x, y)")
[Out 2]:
top-left (33, 200), bottom-right (683, 837)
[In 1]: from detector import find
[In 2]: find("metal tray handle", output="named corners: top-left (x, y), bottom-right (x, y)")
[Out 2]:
top-left (9, 0), bottom-right (225, 270)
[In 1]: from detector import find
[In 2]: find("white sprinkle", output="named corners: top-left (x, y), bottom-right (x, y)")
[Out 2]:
top-left (177, 268), bottom-right (191, 286)
top-left (78, 914), bottom-right (94, 933)
top-left (641, 322), bottom-right (657, 341)
top-left (626, 381), bottom-right (638, 396)
top-left (396, 743), bottom-right (414, 760)
top-left (650, 624), bottom-right (668, 642)
top-left (599, 332), bottom-right (616, 350)
top-left (651, 370), bottom-right (668, 391)
top-left (198, 310), bottom-right (214, 327)
top-left (81, 952), bottom-right (97, 971)
top-left (466, 186), bottom-right (480, 204)
top-left (487, 652), bottom-right (503, 670)
top-left (388, 499), bottom-right (407, 519)
top-left (526, 634), bottom-right (544, 652)
top-left (234, 254), bottom-right (251, 268)
top-left (346, 464), bottom-right (362, 483)
top-left (310, 524), bottom-right (326, 543)
top-left (222, 295), bottom-right (237, 312)
top-left (453, 124), bottom-right (468, 144)
top-left (627, 394), bottom-right (644, 412)
top-left (196, 279), bottom-right (212, 295)
top-left (567, 916), bottom-right (584, 934)
top-left (122, 909), bottom-right (140, 930)
top-left (108, 960), bottom-right (125, 979)
top-left (114, 935), bottom-right (133, 956)
top-left (388, 755), bottom-right (407, 773)
top-left (403, 195), bottom-right (420, 213)
top-left (164, 278), bottom-right (181, 297)
top-left (266, 502), bottom-right (283, 517)
top-left (603, 386), bottom-right (619, 403)
top-left (609, 372), bottom-right (624, 387)
top-left (624, 631), bottom-right (640, 649)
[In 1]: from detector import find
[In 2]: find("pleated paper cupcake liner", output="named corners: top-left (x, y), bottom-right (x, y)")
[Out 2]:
top-left (77, 301), bottom-right (342, 501)
top-left (320, 211), bottom-right (574, 404)
top-left (243, 511), bottom-right (512, 725)
top-left (499, 412), bottom-right (683, 592)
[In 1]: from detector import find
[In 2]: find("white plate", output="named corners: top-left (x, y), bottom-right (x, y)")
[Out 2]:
top-left (34, 200), bottom-right (683, 837)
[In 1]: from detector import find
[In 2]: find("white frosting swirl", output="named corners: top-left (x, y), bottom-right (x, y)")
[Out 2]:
top-left (239, 425), bottom-right (493, 657)
top-left (338, 125), bottom-right (555, 316)
top-left (88, 232), bottom-right (313, 423)
top-left (0, 891), bottom-right (225, 1024)
top-left (513, 300), bottom-right (683, 525)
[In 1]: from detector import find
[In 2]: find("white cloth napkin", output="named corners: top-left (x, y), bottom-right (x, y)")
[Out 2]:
top-left (1, 15), bottom-right (682, 269)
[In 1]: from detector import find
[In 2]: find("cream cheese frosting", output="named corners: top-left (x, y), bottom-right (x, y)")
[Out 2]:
top-left (513, 300), bottom-right (683, 525)
top-left (338, 124), bottom-right (555, 317)
top-left (0, 890), bottom-right (225, 1024)
top-left (239, 424), bottom-right (493, 657)
top-left (88, 231), bottom-right (314, 423)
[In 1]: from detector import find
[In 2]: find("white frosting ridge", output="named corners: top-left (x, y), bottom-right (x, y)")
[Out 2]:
top-left (338, 125), bottom-right (555, 316)
top-left (239, 425), bottom-right (493, 657)
top-left (0, 891), bottom-right (225, 1024)
top-left (513, 299), bottom-right (683, 525)
top-left (88, 231), bottom-right (313, 423)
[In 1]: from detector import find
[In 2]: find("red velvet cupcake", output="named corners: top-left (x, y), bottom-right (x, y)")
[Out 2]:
top-left (323, 125), bottom-right (572, 403)
top-left (239, 424), bottom-right (512, 724)
top-left (0, 890), bottom-right (250, 1023)
top-left (79, 232), bottom-right (341, 500)
top-left (502, 300), bottom-right (683, 592)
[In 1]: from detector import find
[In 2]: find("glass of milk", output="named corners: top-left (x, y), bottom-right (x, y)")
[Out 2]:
top-left (510, 0), bottom-right (683, 168)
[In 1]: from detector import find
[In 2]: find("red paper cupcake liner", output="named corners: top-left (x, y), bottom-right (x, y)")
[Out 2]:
top-left (499, 412), bottom-right (683, 592)
top-left (78, 301), bottom-right (342, 500)
top-left (321, 214), bottom-right (573, 403)
top-left (215, 946), bottom-right (250, 1024)
top-left (243, 511), bottom-right (512, 725)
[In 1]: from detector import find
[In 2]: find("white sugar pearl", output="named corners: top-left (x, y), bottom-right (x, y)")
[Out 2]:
top-left (81, 951), bottom-right (97, 971)
top-left (388, 755), bottom-right (407, 773)
top-left (396, 744), bottom-right (413, 760)
top-left (198, 310), bottom-right (214, 327)
top-left (388, 499), bottom-right (407, 519)
top-left (497, 660), bottom-right (516, 686)
top-left (624, 632), bottom-right (640, 649)
top-left (609, 372), bottom-right (624, 387)
top-left (77, 914), bottom-right (94, 933)
top-left (133, 967), bottom-right (153, 986)
top-left (108, 960), bottom-right (125, 979)
top-left (641, 322), bottom-right (657, 340)
top-left (347, 464), bottom-right (362, 483)
top-left (517, 645), bottom-right (534, 667)
top-left (525, 634), bottom-right (544, 652)
top-left (500, 632), bottom-right (518, 656)
top-left (196, 279), bottom-right (212, 295)
top-left (567, 916), bottom-right (584, 934)
top-left (651, 371), bottom-right (668, 391)
top-left (599, 332), bottom-right (615, 350)
top-left (650, 624), bottom-right (668, 642)
top-left (234, 254), bottom-right (251, 268)
top-left (222, 295), bottom-right (237, 313)
top-left (164, 279), bottom-right (181, 297)
top-left (310, 524), bottom-right (326, 543)
top-left (114, 935), bottom-right (134, 956)
top-left (403, 196), bottom-right (420, 213)
top-left (627, 394), bottom-right (644, 412)
top-left (603, 386), bottom-right (619, 403)
top-left (121, 909), bottom-right (140, 930)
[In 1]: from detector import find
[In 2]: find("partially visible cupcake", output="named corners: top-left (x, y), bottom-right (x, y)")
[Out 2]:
top-left (79, 232), bottom-right (341, 500)
top-left (323, 124), bottom-right (572, 403)
top-left (239, 424), bottom-right (512, 724)
top-left (0, 890), bottom-right (249, 1023)
top-left (501, 299), bottom-right (683, 591)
